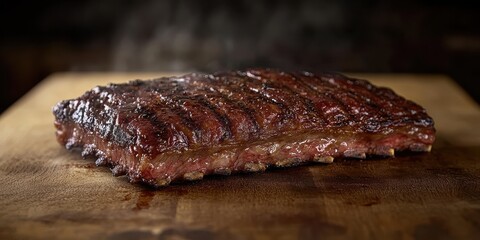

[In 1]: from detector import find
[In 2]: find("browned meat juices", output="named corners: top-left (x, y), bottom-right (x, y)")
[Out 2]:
top-left (53, 69), bottom-right (435, 187)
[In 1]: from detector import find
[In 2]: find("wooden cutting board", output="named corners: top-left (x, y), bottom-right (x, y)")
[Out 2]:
top-left (0, 73), bottom-right (479, 240)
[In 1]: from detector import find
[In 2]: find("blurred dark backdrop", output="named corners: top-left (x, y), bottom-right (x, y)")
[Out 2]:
top-left (1, 0), bottom-right (479, 113)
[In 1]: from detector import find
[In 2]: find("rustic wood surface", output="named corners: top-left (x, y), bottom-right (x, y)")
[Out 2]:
top-left (0, 73), bottom-right (479, 240)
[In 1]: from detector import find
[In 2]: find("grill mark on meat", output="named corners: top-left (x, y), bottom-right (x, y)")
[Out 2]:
top-left (218, 93), bottom-right (260, 136)
top-left (132, 104), bottom-right (169, 153)
top-left (197, 88), bottom-right (259, 140)
top-left (176, 109), bottom-right (202, 145)
top-left (246, 71), bottom-right (305, 112)
top-left (204, 75), bottom-right (261, 138)
top-left (149, 100), bottom-right (191, 149)
top-left (330, 76), bottom-right (397, 130)
top-left (190, 74), bottom-right (262, 138)
top-left (293, 72), bottom-right (351, 126)
top-left (188, 74), bottom-right (238, 141)
top-left (147, 81), bottom-right (201, 146)
top-left (319, 76), bottom-right (388, 131)
top-left (313, 74), bottom-right (371, 127)
top-left (190, 94), bottom-right (233, 141)
top-left (149, 78), bottom-right (235, 145)
top-left (216, 72), bottom-right (286, 131)
top-left (270, 71), bottom-right (332, 126)
top-left (175, 97), bottom-right (220, 145)
top-left (186, 74), bottom-right (258, 140)
top-left (307, 73), bottom-right (362, 125)
top-left (132, 92), bottom-right (194, 151)
top-left (235, 71), bottom-right (295, 126)
top-left (331, 74), bottom-right (433, 128)
top-left (318, 74), bottom-right (388, 127)
top-left (249, 69), bottom-right (323, 126)
top-left (53, 69), bottom-right (436, 187)
top-left (344, 79), bottom-right (412, 120)
top-left (278, 72), bottom-right (329, 124)
top-left (82, 87), bottom-right (130, 145)
top-left (154, 94), bottom-right (203, 146)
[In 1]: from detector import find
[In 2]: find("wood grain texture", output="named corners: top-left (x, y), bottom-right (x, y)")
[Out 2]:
top-left (0, 73), bottom-right (479, 240)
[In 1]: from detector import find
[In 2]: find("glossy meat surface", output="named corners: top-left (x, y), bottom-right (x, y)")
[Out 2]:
top-left (53, 69), bottom-right (436, 187)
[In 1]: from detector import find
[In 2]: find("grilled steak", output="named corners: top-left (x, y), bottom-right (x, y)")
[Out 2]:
top-left (53, 69), bottom-right (435, 187)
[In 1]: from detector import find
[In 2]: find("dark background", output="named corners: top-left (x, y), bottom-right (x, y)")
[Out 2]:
top-left (1, 0), bottom-right (479, 113)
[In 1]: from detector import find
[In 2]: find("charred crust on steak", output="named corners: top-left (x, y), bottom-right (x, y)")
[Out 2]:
top-left (53, 68), bottom-right (436, 187)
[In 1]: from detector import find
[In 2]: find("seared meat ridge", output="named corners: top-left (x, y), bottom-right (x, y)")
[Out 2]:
top-left (53, 69), bottom-right (435, 187)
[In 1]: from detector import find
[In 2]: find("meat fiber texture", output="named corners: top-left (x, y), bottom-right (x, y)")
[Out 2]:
top-left (53, 69), bottom-right (435, 187)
